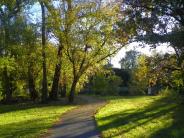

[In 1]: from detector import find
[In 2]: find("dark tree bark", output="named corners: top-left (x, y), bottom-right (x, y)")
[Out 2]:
top-left (50, 64), bottom-right (61, 100)
top-left (60, 83), bottom-right (67, 97)
top-left (40, 1), bottom-right (48, 103)
top-left (68, 79), bottom-right (77, 103)
top-left (60, 73), bottom-right (67, 98)
top-left (50, 45), bottom-right (63, 100)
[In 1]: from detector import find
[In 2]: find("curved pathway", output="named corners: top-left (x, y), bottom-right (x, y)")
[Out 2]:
top-left (46, 95), bottom-right (106, 138)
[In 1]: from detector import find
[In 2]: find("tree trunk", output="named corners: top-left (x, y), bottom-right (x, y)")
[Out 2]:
top-left (50, 36), bottom-right (64, 100)
top-left (68, 79), bottom-right (77, 103)
top-left (60, 82), bottom-right (67, 98)
top-left (60, 72), bottom-right (67, 97)
top-left (40, 1), bottom-right (48, 103)
top-left (28, 65), bottom-right (38, 101)
top-left (50, 63), bottom-right (61, 100)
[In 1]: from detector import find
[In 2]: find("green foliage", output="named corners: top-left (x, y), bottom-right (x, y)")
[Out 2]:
top-left (119, 50), bottom-right (140, 69)
top-left (128, 53), bottom-right (184, 95)
top-left (120, 0), bottom-right (184, 96)
top-left (129, 55), bottom-right (149, 95)
top-left (92, 72), bottom-right (122, 95)
top-left (46, 1), bottom-right (125, 102)
top-left (171, 70), bottom-right (184, 88)
top-left (0, 57), bottom-right (18, 98)
top-left (0, 57), bottom-right (16, 72)
top-left (159, 88), bottom-right (180, 100)
top-left (0, 0), bottom-right (182, 103)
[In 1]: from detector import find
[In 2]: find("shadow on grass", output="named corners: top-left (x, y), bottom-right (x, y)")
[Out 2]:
top-left (0, 101), bottom-right (76, 138)
top-left (0, 97), bottom-right (82, 114)
top-left (0, 100), bottom-right (69, 114)
top-left (0, 117), bottom-right (56, 138)
top-left (97, 97), bottom-right (184, 138)
top-left (150, 103), bottom-right (184, 138)
top-left (0, 95), bottom-right (104, 114)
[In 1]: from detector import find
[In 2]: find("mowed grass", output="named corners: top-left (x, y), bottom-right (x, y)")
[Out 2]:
top-left (96, 96), bottom-right (184, 138)
top-left (0, 102), bottom-right (75, 138)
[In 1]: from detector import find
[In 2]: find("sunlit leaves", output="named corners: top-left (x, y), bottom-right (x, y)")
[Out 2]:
top-left (0, 57), bottom-right (16, 73)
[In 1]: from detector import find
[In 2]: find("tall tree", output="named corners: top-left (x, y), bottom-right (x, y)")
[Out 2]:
top-left (0, 0), bottom-right (24, 103)
top-left (44, 0), bottom-right (132, 102)
top-left (65, 2), bottom-right (125, 102)
top-left (40, 1), bottom-right (48, 103)
top-left (47, 1), bottom-right (65, 100)
top-left (27, 27), bottom-right (39, 101)
top-left (44, 0), bottom-right (72, 100)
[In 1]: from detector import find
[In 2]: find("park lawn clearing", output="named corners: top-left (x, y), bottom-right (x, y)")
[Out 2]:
top-left (0, 102), bottom-right (76, 138)
top-left (96, 96), bottom-right (184, 138)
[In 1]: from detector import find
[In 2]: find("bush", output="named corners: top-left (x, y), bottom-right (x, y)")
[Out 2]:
top-left (159, 87), bottom-right (180, 100)
top-left (91, 73), bottom-right (122, 95)
top-left (128, 86), bottom-right (146, 95)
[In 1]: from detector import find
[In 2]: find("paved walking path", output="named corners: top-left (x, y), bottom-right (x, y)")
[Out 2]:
top-left (46, 95), bottom-right (107, 138)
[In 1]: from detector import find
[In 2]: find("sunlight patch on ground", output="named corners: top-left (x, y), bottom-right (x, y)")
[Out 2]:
top-left (96, 96), bottom-right (184, 138)
top-left (0, 103), bottom-right (75, 138)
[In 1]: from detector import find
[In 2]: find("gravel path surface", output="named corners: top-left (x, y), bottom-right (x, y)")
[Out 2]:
top-left (46, 95), bottom-right (106, 138)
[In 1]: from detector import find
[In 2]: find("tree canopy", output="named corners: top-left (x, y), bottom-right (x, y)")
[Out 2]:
top-left (0, 0), bottom-right (183, 103)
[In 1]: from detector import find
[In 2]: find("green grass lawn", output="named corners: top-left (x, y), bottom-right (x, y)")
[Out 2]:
top-left (96, 96), bottom-right (184, 138)
top-left (0, 102), bottom-right (75, 138)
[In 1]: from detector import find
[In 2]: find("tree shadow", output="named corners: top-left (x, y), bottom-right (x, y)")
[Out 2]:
top-left (97, 97), bottom-right (183, 138)
top-left (0, 117), bottom-right (57, 138)
top-left (0, 95), bottom-right (104, 114)
top-left (0, 100), bottom-right (70, 114)
top-left (0, 96), bottom-right (92, 114)
top-left (150, 103), bottom-right (184, 138)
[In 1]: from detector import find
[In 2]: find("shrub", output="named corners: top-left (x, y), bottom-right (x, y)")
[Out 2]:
top-left (91, 73), bottom-right (122, 95)
top-left (128, 86), bottom-right (146, 95)
top-left (159, 87), bottom-right (179, 100)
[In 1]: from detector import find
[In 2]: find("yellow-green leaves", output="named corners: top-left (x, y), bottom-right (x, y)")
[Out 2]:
top-left (0, 57), bottom-right (16, 72)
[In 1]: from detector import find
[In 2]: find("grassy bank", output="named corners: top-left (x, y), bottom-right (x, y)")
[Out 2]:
top-left (0, 102), bottom-right (75, 138)
top-left (96, 96), bottom-right (184, 138)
